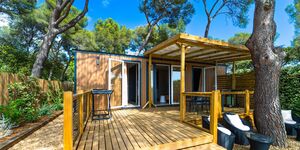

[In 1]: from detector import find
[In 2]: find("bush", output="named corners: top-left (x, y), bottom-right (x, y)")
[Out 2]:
top-left (0, 98), bottom-right (39, 125)
top-left (280, 66), bottom-right (300, 117)
top-left (0, 77), bottom-right (44, 125)
top-left (38, 104), bottom-right (53, 116)
top-left (0, 76), bottom-right (64, 126)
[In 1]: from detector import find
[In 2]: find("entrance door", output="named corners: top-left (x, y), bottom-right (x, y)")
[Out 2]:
top-left (108, 59), bottom-right (141, 108)
top-left (108, 59), bottom-right (123, 107)
top-left (171, 66), bottom-right (180, 104)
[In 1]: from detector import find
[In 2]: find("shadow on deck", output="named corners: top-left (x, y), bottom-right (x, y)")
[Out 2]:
top-left (75, 107), bottom-right (224, 150)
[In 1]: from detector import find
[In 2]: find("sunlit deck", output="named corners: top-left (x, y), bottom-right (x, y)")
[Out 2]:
top-left (75, 107), bottom-right (225, 150)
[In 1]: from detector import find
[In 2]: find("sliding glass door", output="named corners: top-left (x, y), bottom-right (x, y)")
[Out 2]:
top-left (153, 64), bottom-right (170, 105)
top-left (171, 66), bottom-right (181, 104)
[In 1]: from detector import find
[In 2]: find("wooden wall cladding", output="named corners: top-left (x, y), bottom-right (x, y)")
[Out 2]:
top-left (76, 52), bottom-right (221, 108)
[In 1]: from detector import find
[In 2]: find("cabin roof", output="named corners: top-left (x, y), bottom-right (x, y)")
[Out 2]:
top-left (143, 33), bottom-right (251, 63)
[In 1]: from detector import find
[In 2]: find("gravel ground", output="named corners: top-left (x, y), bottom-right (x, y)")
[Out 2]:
top-left (234, 136), bottom-right (300, 150)
top-left (9, 115), bottom-right (63, 150)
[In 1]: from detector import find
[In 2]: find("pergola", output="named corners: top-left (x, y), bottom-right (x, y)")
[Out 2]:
top-left (144, 33), bottom-right (251, 120)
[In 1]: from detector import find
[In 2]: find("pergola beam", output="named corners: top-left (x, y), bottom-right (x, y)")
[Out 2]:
top-left (190, 51), bottom-right (231, 60)
top-left (201, 53), bottom-right (245, 61)
top-left (216, 55), bottom-right (251, 63)
top-left (161, 48), bottom-right (180, 56)
top-left (186, 49), bottom-right (217, 59)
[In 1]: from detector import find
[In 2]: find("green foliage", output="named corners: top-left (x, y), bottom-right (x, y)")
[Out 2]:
top-left (94, 18), bottom-right (132, 54)
top-left (227, 33), bottom-right (254, 74)
top-left (235, 60), bottom-right (253, 74)
top-left (0, 0), bottom-right (36, 17)
top-left (286, 0), bottom-right (300, 39)
top-left (228, 33), bottom-right (251, 45)
top-left (284, 46), bottom-right (300, 64)
top-left (131, 20), bottom-right (186, 52)
top-left (3, 77), bottom-right (45, 124)
top-left (139, 0), bottom-right (195, 28)
top-left (46, 82), bottom-right (63, 105)
top-left (0, 77), bottom-right (63, 125)
top-left (279, 66), bottom-right (300, 116)
top-left (0, 0), bottom-right (91, 81)
top-left (38, 104), bottom-right (53, 116)
top-left (0, 45), bottom-right (33, 75)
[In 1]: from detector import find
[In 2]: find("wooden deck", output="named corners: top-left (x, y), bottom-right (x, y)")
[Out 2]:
top-left (76, 107), bottom-right (224, 150)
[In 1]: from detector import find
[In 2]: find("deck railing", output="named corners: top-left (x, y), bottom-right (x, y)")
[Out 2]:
top-left (63, 90), bottom-right (92, 150)
top-left (181, 90), bottom-right (254, 144)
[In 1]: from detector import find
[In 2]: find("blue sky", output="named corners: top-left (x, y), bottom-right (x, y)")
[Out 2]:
top-left (40, 0), bottom-right (295, 47)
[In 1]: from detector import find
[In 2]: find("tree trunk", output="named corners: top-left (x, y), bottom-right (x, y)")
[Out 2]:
top-left (60, 57), bottom-right (72, 81)
top-left (204, 19), bottom-right (211, 38)
top-left (31, 33), bottom-right (55, 77)
top-left (246, 0), bottom-right (287, 147)
top-left (138, 25), bottom-right (155, 54)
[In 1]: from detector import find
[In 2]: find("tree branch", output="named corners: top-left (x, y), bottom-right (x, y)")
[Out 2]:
top-left (212, 0), bottom-right (227, 19)
top-left (144, 11), bottom-right (151, 26)
top-left (58, 0), bottom-right (71, 11)
top-left (55, 0), bottom-right (74, 26)
top-left (202, 0), bottom-right (210, 18)
top-left (57, 0), bottom-right (89, 34)
top-left (209, 0), bottom-right (220, 15)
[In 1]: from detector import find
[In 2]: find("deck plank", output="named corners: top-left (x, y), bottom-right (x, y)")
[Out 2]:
top-left (112, 111), bottom-right (133, 150)
top-left (124, 110), bottom-right (164, 145)
top-left (77, 107), bottom-right (213, 150)
top-left (85, 119), bottom-right (95, 150)
top-left (113, 109), bottom-right (140, 149)
top-left (117, 109), bottom-right (150, 148)
top-left (104, 119), bottom-right (113, 150)
top-left (123, 110), bottom-right (157, 146)
top-left (99, 119), bottom-right (105, 150)
top-left (92, 120), bottom-right (99, 150)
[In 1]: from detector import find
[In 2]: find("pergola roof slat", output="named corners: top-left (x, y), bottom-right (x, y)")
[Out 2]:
top-left (144, 33), bottom-right (251, 64)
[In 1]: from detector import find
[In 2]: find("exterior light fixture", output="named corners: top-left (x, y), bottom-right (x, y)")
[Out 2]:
top-left (96, 56), bottom-right (100, 65)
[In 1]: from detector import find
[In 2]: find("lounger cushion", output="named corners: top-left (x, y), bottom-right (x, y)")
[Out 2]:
top-left (282, 110), bottom-right (297, 124)
top-left (218, 127), bottom-right (231, 135)
top-left (226, 114), bottom-right (250, 131)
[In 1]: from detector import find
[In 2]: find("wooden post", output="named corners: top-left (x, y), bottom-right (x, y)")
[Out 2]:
top-left (64, 91), bottom-right (73, 150)
top-left (232, 61), bottom-right (236, 89)
top-left (180, 44), bottom-right (186, 121)
top-left (86, 93), bottom-right (90, 119)
top-left (245, 90), bottom-right (250, 116)
top-left (78, 90), bottom-right (84, 135)
top-left (232, 61), bottom-right (236, 105)
top-left (218, 92), bottom-right (222, 118)
top-left (210, 90), bottom-right (219, 144)
top-left (89, 92), bottom-right (92, 114)
top-left (148, 54), bottom-right (153, 108)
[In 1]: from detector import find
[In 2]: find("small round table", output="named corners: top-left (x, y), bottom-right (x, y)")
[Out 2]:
top-left (295, 126), bottom-right (300, 141)
top-left (245, 132), bottom-right (274, 150)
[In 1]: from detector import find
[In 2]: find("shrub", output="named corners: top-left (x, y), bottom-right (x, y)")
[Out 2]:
top-left (0, 114), bottom-right (13, 138)
top-left (38, 104), bottom-right (53, 116)
top-left (0, 98), bottom-right (39, 125)
top-left (280, 66), bottom-right (300, 117)
top-left (46, 81), bottom-right (63, 105)
top-left (0, 77), bottom-right (44, 125)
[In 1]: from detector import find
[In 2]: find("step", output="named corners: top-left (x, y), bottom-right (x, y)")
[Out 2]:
top-left (143, 134), bottom-right (214, 150)
top-left (182, 143), bottom-right (226, 150)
